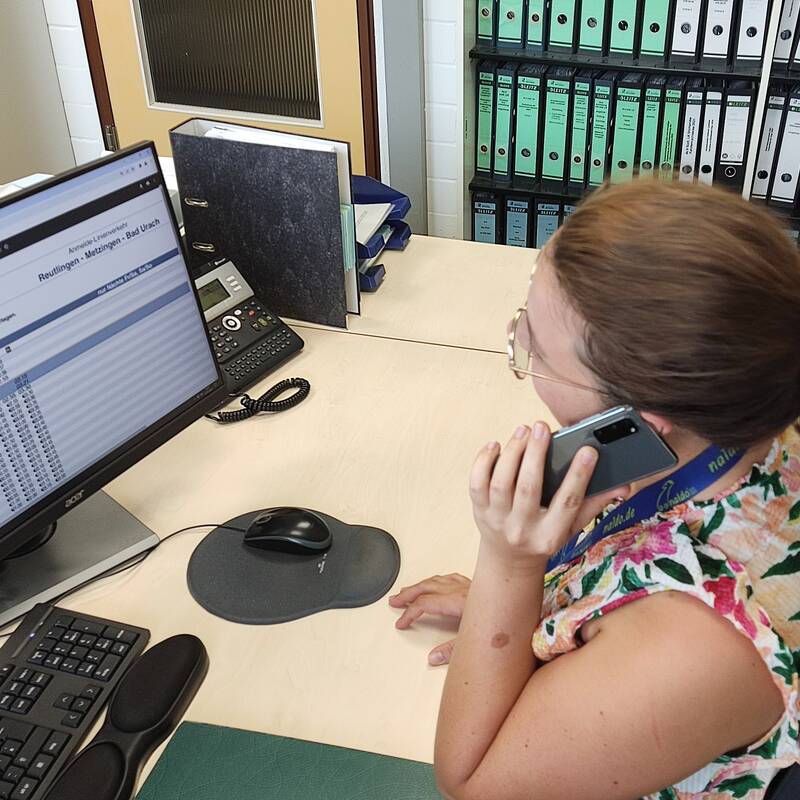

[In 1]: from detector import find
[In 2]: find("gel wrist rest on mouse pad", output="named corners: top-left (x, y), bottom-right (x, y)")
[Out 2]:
top-left (44, 635), bottom-right (208, 800)
top-left (135, 722), bottom-right (442, 800)
top-left (186, 509), bottom-right (401, 624)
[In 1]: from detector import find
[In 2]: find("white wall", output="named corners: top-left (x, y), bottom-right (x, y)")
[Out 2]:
top-left (422, 0), bottom-right (464, 239)
top-left (42, 0), bottom-right (105, 165)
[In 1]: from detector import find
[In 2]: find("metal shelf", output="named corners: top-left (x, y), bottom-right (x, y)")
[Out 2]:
top-left (469, 45), bottom-right (764, 81)
top-left (469, 174), bottom-right (585, 201)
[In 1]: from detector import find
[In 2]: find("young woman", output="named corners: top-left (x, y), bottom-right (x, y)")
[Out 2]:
top-left (390, 181), bottom-right (800, 800)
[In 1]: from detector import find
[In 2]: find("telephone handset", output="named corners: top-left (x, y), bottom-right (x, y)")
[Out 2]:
top-left (194, 258), bottom-right (304, 395)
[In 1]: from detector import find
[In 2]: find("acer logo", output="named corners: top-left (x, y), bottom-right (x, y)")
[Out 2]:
top-left (64, 490), bottom-right (85, 509)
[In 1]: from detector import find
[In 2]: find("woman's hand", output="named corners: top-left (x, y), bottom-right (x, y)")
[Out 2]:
top-left (471, 422), bottom-right (620, 566)
top-left (389, 573), bottom-right (471, 666)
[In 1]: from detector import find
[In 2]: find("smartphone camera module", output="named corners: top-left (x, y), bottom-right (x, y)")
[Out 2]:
top-left (594, 418), bottom-right (638, 445)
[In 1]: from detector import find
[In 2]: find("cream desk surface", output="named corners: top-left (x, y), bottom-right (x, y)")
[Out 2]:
top-left (51, 324), bottom-right (556, 783)
top-left (289, 235), bottom-right (537, 353)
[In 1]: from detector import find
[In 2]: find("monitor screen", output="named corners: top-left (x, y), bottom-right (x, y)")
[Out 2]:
top-left (0, 145), bottom-right (222, 543)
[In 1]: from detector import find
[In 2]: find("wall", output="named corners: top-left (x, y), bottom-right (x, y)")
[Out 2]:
top-left (42, 0), bottom-right (106, 165)
top-left (422, 0), bottom-right (464, 239)
top-left (0, 0), bottom-right (75, 182)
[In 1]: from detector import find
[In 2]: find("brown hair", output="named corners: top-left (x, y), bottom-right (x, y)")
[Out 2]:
top-left (552, 181), bottom-right (800, 449)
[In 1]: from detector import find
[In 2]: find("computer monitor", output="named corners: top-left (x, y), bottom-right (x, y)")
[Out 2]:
top-left (0, 143), bottom-right (228, 623)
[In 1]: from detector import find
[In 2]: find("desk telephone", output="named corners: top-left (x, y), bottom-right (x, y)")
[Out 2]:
top-left (194, 258), bottom-right (304, 395)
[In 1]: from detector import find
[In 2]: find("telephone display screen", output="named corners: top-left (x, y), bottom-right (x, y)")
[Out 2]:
top-left (198, 279), bottom-right (230, 312)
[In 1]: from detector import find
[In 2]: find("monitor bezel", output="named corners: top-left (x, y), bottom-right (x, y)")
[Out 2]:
top-left (0, 141), bottom-right (228, 559)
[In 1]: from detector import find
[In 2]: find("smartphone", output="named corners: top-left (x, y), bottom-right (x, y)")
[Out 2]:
top-left (541, 406), bottom-right (678, 506)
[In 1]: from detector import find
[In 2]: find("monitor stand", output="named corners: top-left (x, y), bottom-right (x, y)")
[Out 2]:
top-left (0, 491), bottom-right (158, 628)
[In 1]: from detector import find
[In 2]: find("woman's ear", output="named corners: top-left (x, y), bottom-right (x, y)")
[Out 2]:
top-left (639, 412), bottom-right (673, 438)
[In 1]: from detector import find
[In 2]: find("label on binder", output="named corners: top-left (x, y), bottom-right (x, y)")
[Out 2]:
top-left (671, 0), bottom-right (702, 59)
top-left (735, 0), bottom-right (768, 62)
top-left (659, 87), bottom-right (683, 179)
top-left (774, 0), bottom-right (800, 63)
top-left (494, 69), bottom-right (515, 178)
top-left (478, 0), bottom-right (497, 44)
top-left (527, 0), bottom-right (547, 48)
top-left (498, 0), bottom-right (525, 46)
top-left (515, 74), bottom-right (543, 179)
top-left (609, 0), bottom-right (639, 53)
top-left (579, 0), bottom-right (608, 52)
top-left (542, 78), bottom-right (571, 183)
top-left (702, 0), bottom-right (735, 61)
top-left (639, 0), bottom-right (670, 59)
top-left (640, 85), bottom-right (663, 175)
top-left (505, 198), bottom-right (531, 246)
top-left (535, 202), bottom-right (561, 247)
top-left (589, 83), bottom-right (612, 186)
top-left (474, 200), bottom-right (498, 242)
top-left (569, 78), bottom-right (592, 185)
top-left (770, 97), bottom-right (800, 207)
top-left (679, 88), bottom-right (703, 181)
top-left (698, 90), bottom-right (722, 185)
top-left (611, 86), bottom-right (642, 183)
top-left (477, 68), bottom-right (495, 175)
top-left (563, 203), bottom-right (577, 218)
top-left (752, 94), bottom-right (786, 199)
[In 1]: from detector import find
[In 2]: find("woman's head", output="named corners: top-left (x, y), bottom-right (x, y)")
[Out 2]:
top-left (523, 181), bottom-right (800, 449)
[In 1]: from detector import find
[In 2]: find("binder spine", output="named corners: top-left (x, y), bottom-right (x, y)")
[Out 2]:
top-left (679, 84), bottom-right (704, 181)
top-left (768, 91), bottom-right (800, 209)
top-left (549, 0), bottom-right (579, 51)
top-left (718, 85), bottom-right (754, 191)
top-left (505, 195), bottom-right (533, 246)
top-left (498, 0), bottom-right (527, 47)
top-left (639, 0), bottom-right (672, 61)
top-left (527, 0), bottom-right (549, 49)
top-left (658, 83), bottom-right (684, 179)
top-left (698, 88), bottom-right (723, 185)
top-left (478, 0), bottom-right (499, 45)
top-left (535, 199), bottom-right (562, 247)
top-left (578, 0), bottom-right (610, 53)
top-left (473, 193), bottom-right (501, 242)
top-left (589, 78), bottom-right (614, 186)
top-left (670, 0), bottom-right (703, 61)
top-left (701, 0), bottom-right (736, 65)
top-left (734, 0), bottom-right (769, 65)
top-left (610, 79), bottom-right (644, 183)
top-left (514, 70), bottom-right (544, 180)
top-left (493, 65), bottom-right (517, 180)
top-left (569, 76), bottom-right (593, 189)
top-left (751, 92), bottom-right (787, 199)
top-left (774, 0), bottom-right (800, 63)
top-left (609, 0), bottom-right (641, 54)
top-left (541, 71), bottom-right (574, 188)
top-left (476, 65), bottom-right (496, 176)
top-left (639, 83), bottom-right (664, 176)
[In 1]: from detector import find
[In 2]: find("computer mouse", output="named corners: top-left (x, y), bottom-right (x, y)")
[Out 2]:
top-left (242, 507), bottom-right (332, 554)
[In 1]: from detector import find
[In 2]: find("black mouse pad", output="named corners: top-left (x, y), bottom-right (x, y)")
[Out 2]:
top-left (186, 510), bottom-right (400, 624)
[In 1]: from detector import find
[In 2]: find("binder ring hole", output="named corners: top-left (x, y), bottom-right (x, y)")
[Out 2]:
top-left (588, 17), bottom-right (597, 27)
top-left (681, 22), bottom-right (691, 33)
top-left (746, 26), bottom-right (757, 37)
top-left (757, 170), bottom-right (768, 179)
top-left (557, 13), bottom-right (568, 24)
top-left (192, 242), bottom-right (217, 253)
top-left (532, 13), bottom-right (540, 22)
top-left (725, 167), bottom-right (737, 178)
top-left (713, 25), bottom-right (723, 35)
top-left (650, 22), bottom-right (660, 32)
top-left (185, 197), bottom-right (209, 208)
top-left (780, 29), bottom-right (792, 40)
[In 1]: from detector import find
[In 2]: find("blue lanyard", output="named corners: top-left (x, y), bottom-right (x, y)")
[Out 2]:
top-left (546, 444), bottom-right (744, 572)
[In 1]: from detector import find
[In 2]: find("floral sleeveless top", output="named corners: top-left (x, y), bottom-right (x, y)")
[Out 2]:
top-left (535, 424), bottom-right (800, 800)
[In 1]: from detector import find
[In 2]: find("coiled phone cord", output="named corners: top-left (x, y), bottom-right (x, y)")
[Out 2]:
top-left (206, 377), bottom-right (311, 424)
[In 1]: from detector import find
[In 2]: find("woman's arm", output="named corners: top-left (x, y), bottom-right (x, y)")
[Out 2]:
top-left (434, 425), bottom-right (785, 800)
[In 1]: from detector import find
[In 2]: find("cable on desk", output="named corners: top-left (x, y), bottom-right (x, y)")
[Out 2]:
top-left (206, 377), bottom-right (310, 424)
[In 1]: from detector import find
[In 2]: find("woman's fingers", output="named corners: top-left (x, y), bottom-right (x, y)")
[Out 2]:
top-left (469, 441), bottom-right (501, 509)
top-left (389, 577), bottom-right (448, 608)
top-left (486, 426), bottom-right (532, 514)
top-left (428, 638), bottom-right (456, 666)
top-left (546, 446), bottom-right (599, 534)
top-left (511, 422), bottom-right (550, 520)
top-left (394, 593), bottom-right (465, 629)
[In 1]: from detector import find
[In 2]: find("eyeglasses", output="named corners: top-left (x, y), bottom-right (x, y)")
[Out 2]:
top-left (507, 306), bottom-right (598, 393)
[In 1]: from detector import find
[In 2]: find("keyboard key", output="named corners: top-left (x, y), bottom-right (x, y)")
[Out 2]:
top-left (93, 638), bottom-right (112, 653)
top-left (85, 650), bottom-right (104, 665)
top-left (0, 758), bottom-right (7, 773)
top-left (18, 687), bottom-right (39, 701)
top-left (75, 662), bottom-right (95, 678)
top-left (0, 780), bottom-right (12, 799)
top-left (68, 646), bottom-right (88, 661)
top-left (103, 626), bottom-right (137, 645)
top-left (60, 631), bottom-right (79, 644)
top-left (27, 755), bottom-right (52, 780)
top-left (41, 732), bottom-right (68, 757)
top-left (9, 700), bottom-right (31, 715)
top-left (58, 659), bottom-right (79, 674)
top-left (0, 698), bottom-right (13, 713)
top-left (10, 777), bottom-right (37, 799)
top-left (52, 642), bottom-right (71, 657)
top-left (42, 629), bottom-right (61, 641)
top-left (0, 668), bottom-right (12, 682)
top-left (12, 728), bottom-right (46, 771)
top-left (53, 615), bottom-right (73, 629)
top-left (5, 683), bottom-right (23, 697)
top-left (26, 652), bottom-right (45, 667)
top-left (77, 634), bottom-right (96, 648)
top-left (0, 742), bottom-right (21, 757)
top-left (94, 654), bottom-right (121, 681)
top-left (79, 685), bottom-right (101, 701)
top-left (61, 712), bottom-right (82, 729)
top-left (53, 694), bottom-right (74, 710)
top-left (37, 638), bottom-right (57, 653)
top-left (42, 655), bottom-right (61, 670)
top-left (110, 642), bottom-right (129, 657)
top-left (70, 697), bottom-right (91, 714)
top-left (29, 673), bottom-right (49, 688)
top-left (2, 767), bottom-right (22, 784)
top-left (8, 670), bottom-right (30, 685)
top-left (70, 620), bottom-right (104, 636)
top-left (0, 721), bottom-right (32, 743)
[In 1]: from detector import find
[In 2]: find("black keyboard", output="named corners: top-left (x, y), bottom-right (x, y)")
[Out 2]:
top-left (0, 604), bottom-right (149, 799)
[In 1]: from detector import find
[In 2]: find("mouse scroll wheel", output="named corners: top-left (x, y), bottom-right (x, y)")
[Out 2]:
top-left (254, 512), bottom-right (273, 524)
